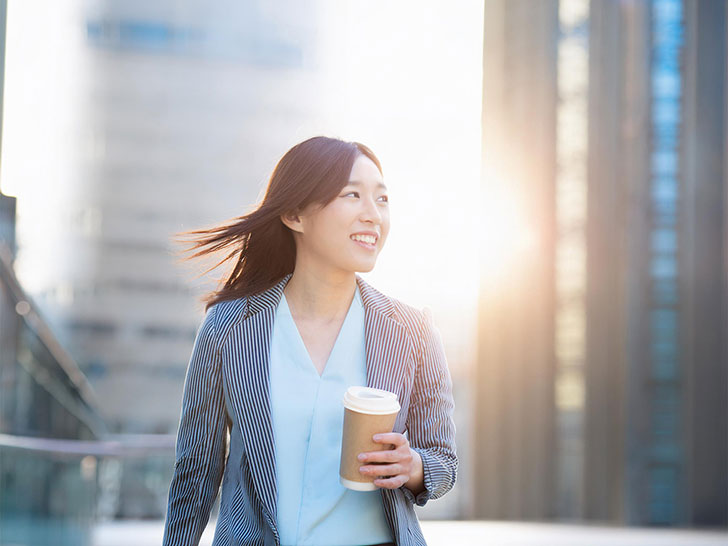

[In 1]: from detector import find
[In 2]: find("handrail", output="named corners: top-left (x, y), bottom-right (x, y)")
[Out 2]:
top-left (0, 432), bottom-right (176, 457)
top-left (0, 240), bottom-right (106, 433)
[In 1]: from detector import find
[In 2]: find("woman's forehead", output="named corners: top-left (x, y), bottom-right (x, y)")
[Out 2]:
top-left (349, 155), bottom-right (384, 182)
top-left (345, 179), bottom-right (388, 192)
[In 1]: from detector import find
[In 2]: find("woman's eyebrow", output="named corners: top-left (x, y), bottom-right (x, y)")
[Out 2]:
top-left (347, 180), bottom-right (388, 191)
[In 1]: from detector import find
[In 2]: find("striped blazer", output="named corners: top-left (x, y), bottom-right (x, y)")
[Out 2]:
top-left (163, 273), bottom-right (458, 546)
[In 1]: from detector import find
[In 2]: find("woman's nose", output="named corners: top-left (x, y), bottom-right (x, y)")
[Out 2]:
top-left (360, 196), bottom-right (382, 224)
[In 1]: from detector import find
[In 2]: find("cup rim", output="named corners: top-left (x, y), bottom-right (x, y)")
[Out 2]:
top-left (343, 386), bottom-right (401, 414)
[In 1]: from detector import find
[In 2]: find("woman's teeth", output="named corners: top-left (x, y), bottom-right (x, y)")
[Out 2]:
top-left (351, 234), bottom-right (376, 245)
top-left (351, 235), bottom-right (376, 244)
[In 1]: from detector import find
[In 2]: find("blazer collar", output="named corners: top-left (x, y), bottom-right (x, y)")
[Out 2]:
top-left (245, 272), bottom-right (397, 321)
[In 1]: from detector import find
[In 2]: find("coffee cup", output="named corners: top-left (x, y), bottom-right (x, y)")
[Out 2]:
top-left (339, 386), bottom-right (401, 491)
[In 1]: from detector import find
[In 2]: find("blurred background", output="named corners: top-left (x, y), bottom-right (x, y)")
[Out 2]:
top-left (0, 0), bottom-right (726, 545)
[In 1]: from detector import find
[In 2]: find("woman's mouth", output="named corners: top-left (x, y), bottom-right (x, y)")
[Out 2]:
top-left (350, 234), bottom-right (377, 250)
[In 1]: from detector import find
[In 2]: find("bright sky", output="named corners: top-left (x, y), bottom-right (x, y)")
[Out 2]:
top-left (1, 0), bottom-right (485, 372)
top-left (314, 1), bottom-right (485, 317)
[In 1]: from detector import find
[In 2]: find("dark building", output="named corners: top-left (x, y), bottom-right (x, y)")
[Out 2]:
top-left (475, 0), bottom-right (727, 527)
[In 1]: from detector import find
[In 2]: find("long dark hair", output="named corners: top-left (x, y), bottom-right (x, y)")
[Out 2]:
top-left (173, 136), bottom-right (383, 311)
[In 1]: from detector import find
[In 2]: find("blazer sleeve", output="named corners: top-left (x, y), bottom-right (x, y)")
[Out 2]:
top-left (401, 306), bottom-right (458, 507)
top-left (163, 305), bottom-right (229, 546)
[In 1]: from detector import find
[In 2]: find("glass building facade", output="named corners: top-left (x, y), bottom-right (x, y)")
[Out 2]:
top-left (645, 0), bottom-right (683, 524)
top-left (2, 191), bottom-right (184, 541)
top-left (477, 0), bottom-right (727, 527)
top-left (1, 191), bottom-right (106, 545)
top-left (554, 0), bottom-right (589, 520)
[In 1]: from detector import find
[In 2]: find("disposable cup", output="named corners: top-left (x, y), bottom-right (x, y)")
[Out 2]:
top-left (339, 386), bottom-right (401, 491)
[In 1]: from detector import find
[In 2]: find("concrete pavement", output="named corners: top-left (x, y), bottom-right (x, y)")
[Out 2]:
top-left (93, 519), bottom-right (727, 545)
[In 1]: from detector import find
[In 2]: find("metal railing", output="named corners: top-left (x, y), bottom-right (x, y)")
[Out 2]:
top-left (0, 433), bottom-right (178, 546)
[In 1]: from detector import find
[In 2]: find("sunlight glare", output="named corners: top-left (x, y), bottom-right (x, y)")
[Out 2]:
top-left (479, 179), bottom-right (537, 282)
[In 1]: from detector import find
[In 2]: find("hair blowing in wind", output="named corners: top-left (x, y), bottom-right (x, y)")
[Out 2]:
top-left (171, 136), bottom-right (383, 311)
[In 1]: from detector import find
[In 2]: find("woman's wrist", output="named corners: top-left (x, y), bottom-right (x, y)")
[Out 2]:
top-left (406, 448), bottom-right (426, 496)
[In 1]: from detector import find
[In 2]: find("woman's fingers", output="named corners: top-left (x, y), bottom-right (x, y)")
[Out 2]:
top-left (357, 432), bottom-right (414, 489)
top-left (358, 461), bottom-right (411, 489)
top-left (372, 432), bottom-right (406, 447)
top-left (358, 433), bottom-right (412, 464)
top-left (359, 463), bottom-right (405, 478)
top-left (373, 474), bottom-right (410, 489)
top-left (359, 448), bottom-right (403, 464)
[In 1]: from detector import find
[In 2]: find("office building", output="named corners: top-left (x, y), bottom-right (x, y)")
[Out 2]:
top-left (475, 0), bottom-right (727, 526)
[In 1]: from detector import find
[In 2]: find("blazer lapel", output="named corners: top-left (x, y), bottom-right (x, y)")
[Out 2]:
top-left (229, 273), bottom-right (414, 538)
top-left (228, 274), bottom-right (290, 540)
top-left (356, 275), bottom-right (415, 431)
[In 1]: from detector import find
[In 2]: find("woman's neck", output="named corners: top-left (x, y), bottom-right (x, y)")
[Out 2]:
top-left (283, 268), bottom-right (357, 323)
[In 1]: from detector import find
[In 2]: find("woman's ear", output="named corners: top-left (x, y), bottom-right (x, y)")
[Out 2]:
top-left (280, 211), bottom-right (304, 234)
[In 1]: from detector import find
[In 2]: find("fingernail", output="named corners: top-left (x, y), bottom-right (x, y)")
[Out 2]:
top-left (373, 434), bottom-right (381, 441)
top-left (358, 454), bottom-right (366, 461)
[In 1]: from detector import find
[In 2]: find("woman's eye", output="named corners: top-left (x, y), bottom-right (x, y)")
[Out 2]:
top-left (341, 191), bottom-right (388, 202)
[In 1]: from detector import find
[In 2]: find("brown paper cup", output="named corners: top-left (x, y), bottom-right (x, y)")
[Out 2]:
top-left (339, 386), bottom-right (401, 491)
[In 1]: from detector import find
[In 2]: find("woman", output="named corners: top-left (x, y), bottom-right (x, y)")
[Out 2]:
top-left (162, 136), bottom-right (457, 546)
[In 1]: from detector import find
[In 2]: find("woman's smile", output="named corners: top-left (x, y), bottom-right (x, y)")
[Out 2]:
top-left (350, 232), bottom-right (379, 251)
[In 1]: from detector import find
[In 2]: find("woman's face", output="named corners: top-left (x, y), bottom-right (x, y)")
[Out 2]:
top-left (289, 154), bottom-right (390, 275)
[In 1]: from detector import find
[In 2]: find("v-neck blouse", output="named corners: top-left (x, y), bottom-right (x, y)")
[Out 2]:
top-left (269, 285), bottom-right (393, 546)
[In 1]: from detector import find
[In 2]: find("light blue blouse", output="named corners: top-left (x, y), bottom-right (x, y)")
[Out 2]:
top-left (269, 285), bottom-right (393, 546)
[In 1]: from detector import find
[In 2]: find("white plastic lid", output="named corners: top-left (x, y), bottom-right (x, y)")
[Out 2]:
top-left (342, 386), bottom-right (400, 415)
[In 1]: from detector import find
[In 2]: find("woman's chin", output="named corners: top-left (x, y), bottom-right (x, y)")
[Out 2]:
top-left (342, 260), bottom-right (376, 274)
top-left (356, 257), bottom-right (379, 272)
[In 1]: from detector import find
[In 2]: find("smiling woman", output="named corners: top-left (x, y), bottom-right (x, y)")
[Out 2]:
top-left (279, 154), bottom-right (391, 286)
top-left (163, 136), bottom-right (457, 546)
top-left (171, 136), bottom-right (379, 308)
